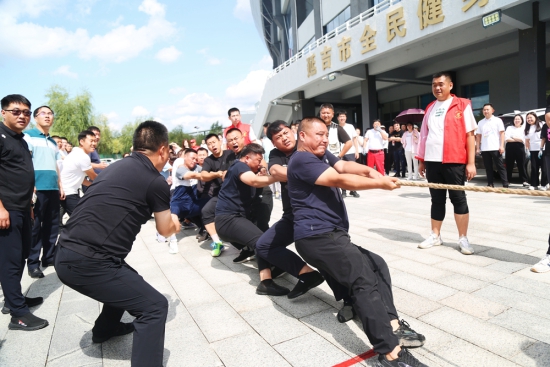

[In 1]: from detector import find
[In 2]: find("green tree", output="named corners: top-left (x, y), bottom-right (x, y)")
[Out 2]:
top-left (92, 114), bottom-right (118, 155)
top-left (46, 85), bottom-right (93, 144)
top-left (168, 126), bottom-right (194, 146)
top-left (208, 121), bottom-right (223, 135)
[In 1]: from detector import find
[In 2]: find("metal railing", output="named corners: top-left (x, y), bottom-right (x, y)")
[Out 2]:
top-left (268, 0), bottom-right (401, 78)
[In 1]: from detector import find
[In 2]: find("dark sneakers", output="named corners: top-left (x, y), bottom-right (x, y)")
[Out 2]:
top-left (232, 249), bottom-right (256, 263)
top-left (336, 300), bottom-right (356, 323)
top-left (28, 268), bottom-right (45, 278)
top-left (92, 322), bottom-right (135, 343)
top-left (255, 279), bottom-right (290, 296)
top-left (350, 191), bottom-right (360, 198)
top-left (9, 312), bottom-right (49, 331)
top-left (378, 348), bottom-right (429, 367)
top-left (395, 319), bottom-right (426, 348)
top-left (2, 296), bottom-right (44, 314)
top-left (287, 271), bottom-right (324, 299)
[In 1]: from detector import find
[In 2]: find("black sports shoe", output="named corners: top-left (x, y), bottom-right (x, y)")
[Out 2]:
top-left (341, 191), bottom-right (347, 198)
top-left (287, 271), bottom-right (324, 299)
top-left (336, 300), bottom-right (356, 323)
top-left (196, 231), bottom-right (210, 242)
top-left (1, 296), bottom-right (43, 314)
top-left (28, 268), bottom-right (45, 279)
top-left (93, 322), bottom-right (135, 343)
top-left (394, 319), bottom-right (426, 348)
top-left (232, 249), bottom-right (255, 263)
top-left (378, 347), bottom-right (429, 367)
top-left (9, 312), bottom-right (49, 331)
top-left (350, 191), bottom-right (360, 198)
top-left (255, 279), bottom-right (290, 296)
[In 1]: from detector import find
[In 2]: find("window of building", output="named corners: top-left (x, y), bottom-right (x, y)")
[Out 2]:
top-left (300, 36), bottom-right (315, 51)
top-left (461, 81), bottom-right (489, 120)
top-left (420, 93), bottom-right (436, 110)
top-left (297, 0), bottom-right (314, 27)
top-left (284, 11), bottom-right (294, 58)
top-left (324, 6), bottom-right (351, 34)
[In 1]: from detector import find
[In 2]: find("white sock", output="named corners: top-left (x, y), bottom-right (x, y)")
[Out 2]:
top-left (211, 234), bottom-right (221, 243)
top-left (170, 234), bottom-right (177, 242)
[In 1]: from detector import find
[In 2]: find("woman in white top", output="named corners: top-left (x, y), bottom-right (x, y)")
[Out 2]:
top-left (504, 114), bottom-right (528, 186)
top-left (524, 112), bottom-right (548, 190)
top-left (401, 122), bottom-right (420, 180)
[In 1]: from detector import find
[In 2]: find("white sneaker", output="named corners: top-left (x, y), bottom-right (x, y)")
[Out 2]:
top-left (156, 232), bottom-right (166, 243)
top-left (412, 175), bottom-right (419, 180)
top-left (458, 236), bottom-right (474, 255)
top-left (531, 254), bottom-right (550, 273)
top-left (539, 186), bottom-right (548, 191)
top-left (419, 232), bottom-right (442, 249)
top-left (529, 186), bottom-right (535, 191)
top-left (168, 240), bottom-right (179, 254)
top-left (407, 175), bottom-right (413, 180)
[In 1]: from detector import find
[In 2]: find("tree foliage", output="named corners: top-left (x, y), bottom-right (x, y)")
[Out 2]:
top-left (208, 121), bottom-right (223, 135)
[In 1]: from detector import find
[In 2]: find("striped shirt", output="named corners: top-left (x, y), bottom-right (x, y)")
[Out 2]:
top-left (23, 128), bottom-right (60, 191)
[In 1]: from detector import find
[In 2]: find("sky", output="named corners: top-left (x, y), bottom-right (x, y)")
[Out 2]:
top-left (0, 0), bottom-right (272, 132)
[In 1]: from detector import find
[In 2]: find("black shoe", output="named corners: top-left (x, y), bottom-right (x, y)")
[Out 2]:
top-left (1, 306), bottom-right (9, 314)
top-left (503, 183), bottom-right (509, 188)
top-left (196, 231), bottom-right (210, 242)
top-left (394, 319), bottom-right (426, 348)
top-left (378, 347), bottom-right (428, 367)
top-left (336, 300), bottom-right (356, 323)
top-left (487, 184), bottom-right (494, 188)
top-left (287, 271), bottom-right (324, 299)
top-left (8, 312), bottom-right (49, 331)
top-left (181, 221), bottom-right (197, 230)
top-left (92, 322), bottom-right (135, 343)
top-left (1, 296), bottom-right (43, 314)
top-left (271, 267), bottom-right (286, 279)
top-left (341, 191), bottom-right (347, 198)
top-left (233, 249), bottom-right (256, 263)
top-left (350, 191), bottom-right (360, 198)
top-left (28, 268), bottom-right (44, 279)
top-left (255, 279), bottom-right (290, 296)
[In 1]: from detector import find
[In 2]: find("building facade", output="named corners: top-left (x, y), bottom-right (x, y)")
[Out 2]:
top-left (250, 0), bottom-right (550, 133)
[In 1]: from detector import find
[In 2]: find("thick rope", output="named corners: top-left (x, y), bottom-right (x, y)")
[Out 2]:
top-left (395, 180), bottom-right (550, 197)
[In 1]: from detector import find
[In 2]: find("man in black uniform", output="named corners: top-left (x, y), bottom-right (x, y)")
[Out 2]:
top-left (55, 121), bottom-right (181, 367)
top-left (0, 94), bottom-right (48, 330)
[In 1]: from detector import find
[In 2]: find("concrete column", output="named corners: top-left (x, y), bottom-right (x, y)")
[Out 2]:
top-left (289, 0), bottom-right (298, 56)
top-left (361, 65), bottom-right (378, 129)
top-left (297, 91), bottom-right (316, 119)
top-left (350, 0), bottom-right (371, 18)
top-left (519, 1), bottom-right (546, 110)
top-left (313, 0), bottom-right (323, 40)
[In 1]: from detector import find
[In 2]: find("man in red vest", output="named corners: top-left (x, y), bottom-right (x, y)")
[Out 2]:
top-left (223, 107), bottom-right (259, 146)
top-left (416, 72), bottom-right (477, 255)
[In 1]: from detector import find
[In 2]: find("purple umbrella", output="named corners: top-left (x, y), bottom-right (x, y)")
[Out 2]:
top-left (394, 109), bottom-right (425, 124)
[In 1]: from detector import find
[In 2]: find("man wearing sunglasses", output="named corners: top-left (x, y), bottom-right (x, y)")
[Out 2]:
top-left (0, 94), bottom-right (49, 331)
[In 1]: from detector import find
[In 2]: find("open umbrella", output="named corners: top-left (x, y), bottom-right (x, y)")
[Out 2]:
top-left (394, 109), bottom-right (425, 124)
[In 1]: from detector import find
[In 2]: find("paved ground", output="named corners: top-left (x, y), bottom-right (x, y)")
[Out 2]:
top-left (1, 172), bottom-right (550, 367)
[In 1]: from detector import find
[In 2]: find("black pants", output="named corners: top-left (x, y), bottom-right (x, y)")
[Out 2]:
top-left (55, 246), bottom-right (168, 367)
top-left (529, 151), bottom-right (548, 187)
top-left (505, 142), bottom-right (528, 183)
top-left (385, 149), bottom-right (394, 175)
top-left (341, 154), bottom-right (357, 194)
top-left (28, 190), bottom-right (60, 270)
top-left (61, 194), bottom-right (81, 216)
top-left (201, 196), bottom-right (217, 225)
top-left (250, 188), bottom-right (273, 232)
top-left (296, 229), bottom-right (398, 354)
top-left (215, 214), bottom-right (270, 271)
top-left (545, 155), bottom-right (550, 186)
top-left (0, 210), bottom-right (32, 317)
top-left (393, 149), bottom-right (406, 177)
top-left (425, 161), bottom-right (469, 221)
top-left (481, 150), bottom-right (508, 186)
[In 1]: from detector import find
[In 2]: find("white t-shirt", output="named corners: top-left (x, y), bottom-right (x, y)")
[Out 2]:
top-left (525, 123), bottom-right (543, 151)
top-left (403, 133), bottom-right (413, 152)
top-left (477, 116), bottom-right (504, 151)
top-left (424, 98), bottom-right (477, 162)
top-left (505, 125), bottom-right (525, 143)
top-left (356, 135), bottom-right (364, 154)
top-left (60, 147), bottom-right (92, 195)
top-left (365, 129), bottom-right (385, 150)
top-left (341, 123), bottom-right (357, 155)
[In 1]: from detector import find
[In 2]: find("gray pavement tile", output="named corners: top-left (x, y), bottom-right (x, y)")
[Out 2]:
top-left (496, 276), bottom-right (550, 301)
top-left (388, 258), bottom-right (454, 280)
top-left (512, 341), bottom-right (550, 367)
top-left (484, 261), bottom-right (531, 274)
top-left (439, 291), bottom-right (509, 320)
top-left (168, 274), bottom-right (222, 308)
top-left (216, 281), bottom-right (274, 313)
top-left (475, 248), bottom-right (541, 267)
top-left (187, 299), bottom-right (252, 343)
top-left (267, 278), bottom-right (333, 319)
top-left (387, 248), bottom-right (448, 265)
top-left (241, 304), bottom-right (311, 345)
top-left (433, 259), bottom-right (509, 283)
top-left (211, 331), bottom-right (291, 367)
top-left (474, 285), bottom-right (550, 319)
top-left (428, 245), bottom-right (500, 267)
top-left (490, 308), bottom-right (550, 345)
top-left (304, 281), bottom-right (342, 310)
top-left (513, 267), bottom-right (550, 285)
top-left (392, 288), bottom-right (443, 318)
top-left (391, 272), bottom-right (458, 301)
top-left (432, 273), bottom-right (489, 293)
top-left (419, 306), bottom-right (535, 360)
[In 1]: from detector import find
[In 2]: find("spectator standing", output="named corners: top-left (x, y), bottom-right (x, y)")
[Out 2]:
top-left (0, 94), bottom-right (49, 330)
top-left (65, 142), bottom-right (73, 154)
top-left (389, 122), bottom-right (406, 178)
top-left (475, 104), bottom-right (508, 188)
top-left (23, 105), bottom-right (65, 278)
top-left (385, 125), bottom-right (395, 175)
top-left (223, 107), bottom-right (260, 145)
top-left (540, 107), bottom-right (550, 187)
top-left (88, 126), bottom-right (108, 174)
top-left (363, 120), bottom-right (388, 175)
top-left (525, 111), bottom-right (547, 190)
top-left (319, 103), bottom-right (352, 159)
top-left (355, 128), bottom-right (365, 164)
top-left (504, 115), bottom-right (529, 187)
top-left (261, 122), bottom-right (281, 199)
top-left (402, 122), bottom-right (420, 180)
top-left (337, 110), bottom-right (360, 198)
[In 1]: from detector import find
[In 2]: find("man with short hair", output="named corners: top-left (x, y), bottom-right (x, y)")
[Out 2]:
top-left (23, 105), bottom-right (65, 278)
top-left (336, 110), bottom-right (360, 198)
top-left (389, 122), bottom-right (406, 178)
top-left (55, 121), bottom-right (181, 367)
top-left (475, 103), bottom-right (508, 188)
top-left (363, 119), bottom-right (388, 175)
top-left (60, 130), bottom-right (98, 216)
top-left (88, 126), bottom-right (108, 174)
top-left (0, 94), bottom-right (49, 330)
top-left (417, 72), bottom-right (477, 255)
top-left (59, 137), bottom-right (69, 159)
top-left (196, 147), bottom-right (208, 166)
top-left (319, 103), bottom-right (352, 159)
top-left (288, 117), bottom-right (427, 367)
top-left (223, 107), bottom-right (259, 145)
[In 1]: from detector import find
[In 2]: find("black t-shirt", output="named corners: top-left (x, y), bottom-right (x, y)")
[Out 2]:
top-left (288, 150), bottom-right (348, 241)
top-left (542, 124), bottom-right (550, 156)
top-left (58, 152), bottom-right (170, 260)
top-left (390, 130), bottom-right (404, 150)
top-left (0, 123), bottom-right (35, 212)
top-left (268, 147), bottom-right (295, 215)
top-left (215, 161), bottom-right (255, 216)
top-left (201, 150), bottom-right (232, 197)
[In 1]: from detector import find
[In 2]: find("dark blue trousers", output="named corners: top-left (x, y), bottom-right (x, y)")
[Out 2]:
top-left (0, 210), bottom-right (32, 317)
top-left (28, 190), bottom-right (59, 270)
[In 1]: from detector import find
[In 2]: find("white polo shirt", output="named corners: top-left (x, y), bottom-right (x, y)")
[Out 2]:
top-left (60, 147), bottom-right (92, 195)
top-left (477, 115), bottom-right (505, 151)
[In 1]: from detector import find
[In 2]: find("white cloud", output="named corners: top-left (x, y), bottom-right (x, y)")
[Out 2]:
top-left (53, 65), bottom-right (78, 79)
top-left (0, 0), bottom-right (62, 18)
top-left (77, 0), bottom-right (98, 15)
top-left (233, 0), bottom-right (252, 21)
top-left (155, 46), bottom-right (181, 63)
top-left (252, 55), bottom-right (273, 70)
top-left (131, 106), bottom-right (150, 117)
top-left (197, 48), bottom-right (222, 66)
top-left (103, 111), bottom-right (122, 131)
top-left (169, 87), bottom-right (187, 95)
top-left (225, 69), bottom-right (270, 109)
top-left (0, 0), bottom-right (176, 63)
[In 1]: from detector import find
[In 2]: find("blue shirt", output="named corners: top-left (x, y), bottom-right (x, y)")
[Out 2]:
top-left (23, 128), bottom-right (59, 191)
top-left (287, 151), bottom-right (349, 241)
top-left (215, 161), bottom-right (256, 216)
top-left (89, 150), bottom-right (102, 174)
